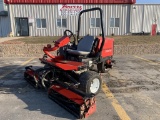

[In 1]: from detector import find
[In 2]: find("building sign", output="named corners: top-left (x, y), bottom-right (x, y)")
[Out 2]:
top-left (58, 4), bottom-right (83, 16)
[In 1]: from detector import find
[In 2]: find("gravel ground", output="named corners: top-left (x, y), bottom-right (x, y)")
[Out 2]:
top-left (0, 55), bottom-right (160, 120)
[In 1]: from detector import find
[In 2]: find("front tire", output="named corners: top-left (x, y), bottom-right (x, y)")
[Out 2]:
top-left (79, 71), bottom-right (102, 95)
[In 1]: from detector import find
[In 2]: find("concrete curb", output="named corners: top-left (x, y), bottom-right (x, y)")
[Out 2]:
top-left (0, 44), bottom-right (160, 57)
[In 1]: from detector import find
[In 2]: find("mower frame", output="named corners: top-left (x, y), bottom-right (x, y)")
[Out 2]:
top-left (24, 7), bottom-right (114, 119)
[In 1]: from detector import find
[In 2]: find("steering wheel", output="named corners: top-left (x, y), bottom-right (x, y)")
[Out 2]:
top-left (64, 30), bottom-right (76, 44)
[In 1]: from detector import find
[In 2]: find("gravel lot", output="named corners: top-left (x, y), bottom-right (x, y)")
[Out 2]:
top-left (0, 55), bottom-right (160, 120)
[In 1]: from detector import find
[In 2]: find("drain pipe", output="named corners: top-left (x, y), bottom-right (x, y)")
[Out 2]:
top-left (8, 4), bottom-right (14, 37)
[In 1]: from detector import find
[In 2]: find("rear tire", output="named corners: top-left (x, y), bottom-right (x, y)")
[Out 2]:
top-left (79, 71), bottom-right (102, 95)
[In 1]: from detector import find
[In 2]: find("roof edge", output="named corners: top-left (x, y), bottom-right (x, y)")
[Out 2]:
top-left (4, 0), bottom-right (136, 4)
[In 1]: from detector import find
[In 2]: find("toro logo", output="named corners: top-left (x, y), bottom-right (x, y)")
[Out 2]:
top-left (60, 4), bottom-right (82, 11)
top-left (58, 4), bottom-right (83, 16)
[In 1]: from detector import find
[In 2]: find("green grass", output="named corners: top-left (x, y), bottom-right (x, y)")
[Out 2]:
top-left (15, 36), bottom-right (61, 44)
top-left (3, 35), bottom-right (160, 45)
top-left (111, 35), bottom-right (160, 45)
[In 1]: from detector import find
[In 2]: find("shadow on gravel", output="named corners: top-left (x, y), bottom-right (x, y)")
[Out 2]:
top-left (0, 65), bottom-right (75, 120)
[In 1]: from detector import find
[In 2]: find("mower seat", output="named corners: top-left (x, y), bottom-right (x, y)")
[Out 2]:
top-left (67, 35), bottom-right (95, 56)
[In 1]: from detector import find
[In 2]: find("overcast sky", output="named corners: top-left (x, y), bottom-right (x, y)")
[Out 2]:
top-left (137, 0), bottom-right (160, 4)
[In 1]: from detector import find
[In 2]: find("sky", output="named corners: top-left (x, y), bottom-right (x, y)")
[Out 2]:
top-left (137, 0), bottom-right (160, 4)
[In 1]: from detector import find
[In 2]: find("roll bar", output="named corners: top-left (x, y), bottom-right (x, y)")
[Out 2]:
top-left (77, 7), bottom-right (106, 53)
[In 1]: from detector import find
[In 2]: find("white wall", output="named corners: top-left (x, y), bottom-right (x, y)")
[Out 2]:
top-left (2, 4), bottom-right (160, 37)
top-left (9, 4), bottom-right (131, 36)
top-left (131, 4), bottom-right (160, 34)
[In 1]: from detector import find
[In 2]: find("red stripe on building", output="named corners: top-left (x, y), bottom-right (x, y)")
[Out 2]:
top-left (4, 0), bottom-right (136, 4)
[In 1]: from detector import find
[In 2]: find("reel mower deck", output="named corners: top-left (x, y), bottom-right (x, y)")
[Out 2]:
top-left (48, 83), bottom-right (96, 119)
top-left (24, 66), bottom-right (96, 119)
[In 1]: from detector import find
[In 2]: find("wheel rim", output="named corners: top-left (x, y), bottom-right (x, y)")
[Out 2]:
top-left (90, 78), bottom-right (100, 94)
top-left (41, 71), bottom-right (53, 89)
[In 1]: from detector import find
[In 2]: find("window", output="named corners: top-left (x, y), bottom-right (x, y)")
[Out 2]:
top-left (110, 18), bottom-right (120, 27)
top-left (90, 18), bottom-right (100, 28)
top-left (36, 19), bottom-right (46, 28)
top-left (57, 18), bottom-right (67, 28)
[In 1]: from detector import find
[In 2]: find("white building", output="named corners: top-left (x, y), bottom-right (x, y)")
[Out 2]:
top-left (0, 0), bottom-right (159, 37)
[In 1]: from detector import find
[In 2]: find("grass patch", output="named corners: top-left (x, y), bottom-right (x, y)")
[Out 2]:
top-left (15, 36), bottom-right (61, 44)
top-left (3, 35), bottom-right (160, 45)
top-left (111, 35), bottom-right (160, 45)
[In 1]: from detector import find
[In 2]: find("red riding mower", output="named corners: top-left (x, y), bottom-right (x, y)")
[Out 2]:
top-left (24, 7), bottom-right (114, 119)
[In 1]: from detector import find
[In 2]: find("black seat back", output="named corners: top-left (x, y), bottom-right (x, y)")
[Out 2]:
top-left (77, 35), bottom-right (95, 52)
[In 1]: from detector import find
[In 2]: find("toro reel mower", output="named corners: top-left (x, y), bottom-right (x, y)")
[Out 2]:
top-left (24, 7), bottom-right (114, 119)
